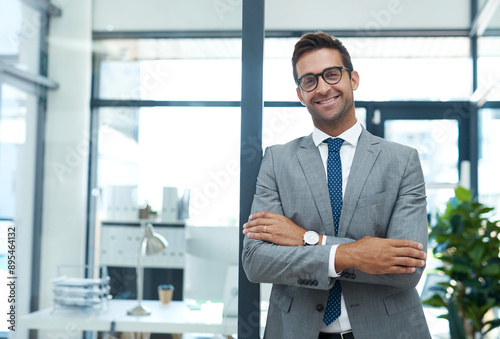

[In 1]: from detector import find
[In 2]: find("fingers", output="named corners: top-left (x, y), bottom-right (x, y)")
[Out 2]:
top-left (338, 237), bottom-right (427, 274)
top-left (243, 212), bottom-right (306, 246)
top-left (243, 211), bottom-right (280, 235)
top-left (388, 238), bottom-right (424, 250)
top-left (249, 211), bottom-right (279, 221)
top-left (391, 247), bottom-right (427, 262)
top-left (244, 228), bottom-right (271, 241)
top-left (384, 241), bottom-right (427, 271)
top-left (242, 219), bottom-right (273, 233)
top-left (242, 216), bottom-right (272, 240)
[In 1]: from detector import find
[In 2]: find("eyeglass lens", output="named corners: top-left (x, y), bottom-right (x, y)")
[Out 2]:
top-left (299, 67), bottom-right (343, 92)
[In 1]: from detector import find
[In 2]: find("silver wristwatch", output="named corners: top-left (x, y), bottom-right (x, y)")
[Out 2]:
top-left (303, 231), bottom-right (319, 246)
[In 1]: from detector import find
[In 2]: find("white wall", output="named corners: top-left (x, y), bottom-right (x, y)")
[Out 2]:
top-left (93, 0), bottom-right (242, 31)
top-left (92, 0), bottom-right (471, 32)
top-left (265, 0), bottom-right (470, 31)
top-left (37, 0), bottom-right (92, 317)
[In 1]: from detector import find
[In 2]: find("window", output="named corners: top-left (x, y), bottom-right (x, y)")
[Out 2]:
top-left (96, 106), bottom-right (241, 226)
top-left (263, 37), bottom-right (471, 102)
top-left (96, 38), bottom-right (241, 101)
top-left (91, 38), bottom-right (242, 317)
top-left (479, 108), bottom-right (500, 219)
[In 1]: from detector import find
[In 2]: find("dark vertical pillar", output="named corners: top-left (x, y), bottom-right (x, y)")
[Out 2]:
top-left (239, 0), bottom-right (265, 338)
top-left (85, 52), bottom-right (103, 270)
top-left (470, 0), bottom-right (479, 196)
top-left (30, 8), bottom-right (50, 315)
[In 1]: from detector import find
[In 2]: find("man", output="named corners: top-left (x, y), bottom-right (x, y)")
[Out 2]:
top-left (242, 32), bottom-right (431, 339)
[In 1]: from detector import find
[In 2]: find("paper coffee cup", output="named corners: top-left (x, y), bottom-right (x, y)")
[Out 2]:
top-left (158, 284), bottom-right (174, 304)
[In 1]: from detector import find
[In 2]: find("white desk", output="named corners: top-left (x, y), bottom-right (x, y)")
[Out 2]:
top-left (20, 300), bottom-right (237, 338)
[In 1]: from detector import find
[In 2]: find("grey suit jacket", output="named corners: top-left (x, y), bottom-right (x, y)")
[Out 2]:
top-left (242, 128), bottom-right (431, 339)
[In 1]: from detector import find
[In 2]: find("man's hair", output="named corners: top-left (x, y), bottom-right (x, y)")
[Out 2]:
top-left (292, 31), bottom-right (353, 82)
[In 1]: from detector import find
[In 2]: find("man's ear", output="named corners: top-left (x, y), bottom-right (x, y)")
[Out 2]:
top-left (296, 87), bottom-right (306, 106)
top-left (351, 70), bottom-right (360, 91)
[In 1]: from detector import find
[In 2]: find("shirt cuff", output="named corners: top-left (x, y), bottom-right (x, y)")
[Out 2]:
top-left (328, 244), bottom-right (342, 278)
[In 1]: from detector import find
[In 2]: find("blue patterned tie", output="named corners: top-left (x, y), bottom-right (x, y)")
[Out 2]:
top-left (323, 137), bottom-right (344, 326)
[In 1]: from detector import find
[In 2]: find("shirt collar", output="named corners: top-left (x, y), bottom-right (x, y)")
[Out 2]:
top-left (312, 121), bottom-right (362, 148)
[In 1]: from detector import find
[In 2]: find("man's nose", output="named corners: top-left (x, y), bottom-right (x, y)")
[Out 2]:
top-left (316, 76), bottom-right (331, 94)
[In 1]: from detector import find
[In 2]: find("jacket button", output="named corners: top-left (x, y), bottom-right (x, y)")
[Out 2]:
top-left (350, 273), bottom-right (356, 279)
top-left (316, 304), bottom-right (324, 312)
top-left (313, 280), bottom-right (318, 286)
top-left (343, 272), bottom-right (351, 278)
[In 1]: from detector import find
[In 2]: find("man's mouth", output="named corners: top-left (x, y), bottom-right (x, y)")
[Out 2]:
top-left (316, 95), bottom-right (339, 105)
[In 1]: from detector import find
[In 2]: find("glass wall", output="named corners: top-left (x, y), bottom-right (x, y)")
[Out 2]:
top-left (97, 39), bottom-right (242, 101)
top-left (0, 1), bottom-right (47, 336)
top-left (96, 106), bottom-right (241, 226)
top-left (0, 84), bottom-right (28, 219)
top-left (91, 36), bottom-right (242, 330)
top-left (384, 118), bottom-right (459, 215)
top-left (478, 13), bottom-right (500, 217)
top-left (479, 109), bottom-right (500, 219)
top-left (263, 37), bottom-right (471, 102)
top-left (477, 36), bottom-right (500, 103)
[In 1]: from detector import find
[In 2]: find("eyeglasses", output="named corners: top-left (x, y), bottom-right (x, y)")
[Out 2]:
top-left (296, 66), bottom-right (352, 92)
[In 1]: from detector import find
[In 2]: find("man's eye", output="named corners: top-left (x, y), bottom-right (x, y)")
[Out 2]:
top-left (302, 77), bottom-right (315, 85)
top-left (325, 70), bottom-right (340, 79)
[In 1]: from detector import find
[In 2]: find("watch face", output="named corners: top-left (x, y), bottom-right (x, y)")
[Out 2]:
top-left (304, 231), bottom-right (319, 245)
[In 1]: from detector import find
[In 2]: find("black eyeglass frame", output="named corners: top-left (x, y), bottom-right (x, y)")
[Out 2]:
top-left (296, 66), bottom-right (352, 92)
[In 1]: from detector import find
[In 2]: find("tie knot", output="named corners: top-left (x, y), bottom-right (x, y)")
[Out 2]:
top-left (325, 138), bottom-right (344, 153)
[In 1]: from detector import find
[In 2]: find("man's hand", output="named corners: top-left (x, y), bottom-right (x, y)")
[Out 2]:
top-left (336, 236), bottom-right (427, 274)
top-left (243, 211), bottom-right (317, 246)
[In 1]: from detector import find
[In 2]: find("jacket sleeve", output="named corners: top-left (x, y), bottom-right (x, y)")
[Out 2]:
top-left (242, 147), bottom-right (335, 291)
top-left (243, 145), bottom-right (428, 291)
top-left (327, 148), bottom-right (428, 290)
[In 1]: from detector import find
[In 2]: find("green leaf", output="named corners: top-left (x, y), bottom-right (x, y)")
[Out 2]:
top-left (450, 214), bottom-right (465, 236)
top-left (455, 186), bottom-right (471, 202)
top-left (481, 263), bottom-right (500, 276)
top-left (448, 300), bottom-right (466, 339)
top-left (451, 264), bottom-right (470, 274)
top-left (469, 242), bottom-right (486, 266)
top-left (422, 294), bottom-right (446, 308)
top-left (428, 185), bottom-right (500, 336)
top-left (477, 207), bottom-right (494, 215)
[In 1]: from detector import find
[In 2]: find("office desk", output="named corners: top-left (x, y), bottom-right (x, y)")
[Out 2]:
top-left (20, 300), bottom-right (237, 338)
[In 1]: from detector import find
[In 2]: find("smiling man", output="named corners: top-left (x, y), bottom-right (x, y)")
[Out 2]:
top-left (242, 32), bottom-right (431, 339)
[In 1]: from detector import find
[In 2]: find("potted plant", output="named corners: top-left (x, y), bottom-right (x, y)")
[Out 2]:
top-left (423, 186), bottom-right (500, 339)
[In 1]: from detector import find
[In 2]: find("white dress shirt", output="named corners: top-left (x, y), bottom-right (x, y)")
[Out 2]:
top-left (312, 121), bottom-right (362, 333)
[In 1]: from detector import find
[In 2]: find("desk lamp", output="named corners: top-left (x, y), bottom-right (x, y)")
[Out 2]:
top-left (128, 223), bottom-right (168, 316)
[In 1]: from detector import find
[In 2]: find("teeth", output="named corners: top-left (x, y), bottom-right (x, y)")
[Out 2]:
top-left (318, 97), bottom-right (336, 104)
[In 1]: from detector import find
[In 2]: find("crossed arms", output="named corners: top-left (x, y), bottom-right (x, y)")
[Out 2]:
top-left (241, 144), bottom-right (428, 290)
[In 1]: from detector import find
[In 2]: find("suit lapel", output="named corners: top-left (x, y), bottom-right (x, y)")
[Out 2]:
top-left (339, 129), bottom-right (381, 237)
top-left (296, 135), bottom-right (334, 234)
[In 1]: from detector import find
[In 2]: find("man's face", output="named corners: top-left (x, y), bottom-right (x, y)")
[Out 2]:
top-left (295, 48), bottom-right (359, 135)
